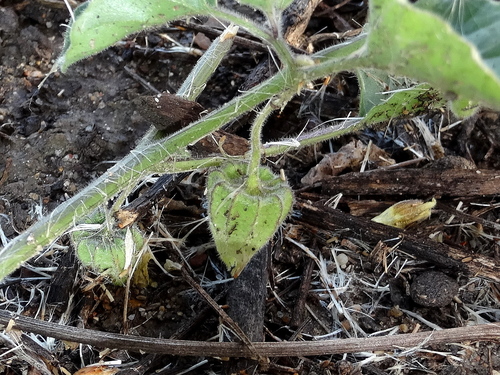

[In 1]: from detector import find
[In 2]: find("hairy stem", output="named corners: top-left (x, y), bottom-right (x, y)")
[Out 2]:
top-left (177, 24), bottom-right (239, 100)
top-left (246, 101), bottom-right (274, 193)
top-left (262, 118), bottom-right (365, 157)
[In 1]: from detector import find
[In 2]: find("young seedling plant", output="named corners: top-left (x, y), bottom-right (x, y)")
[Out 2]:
top-left (1, 0), bottom-right (500, 282)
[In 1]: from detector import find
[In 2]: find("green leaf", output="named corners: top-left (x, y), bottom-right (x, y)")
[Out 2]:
top-left (449, 97), bottom-right (479, 118)
top-left (58, 0), bottom-right (215, 72)
top-left (207, 163), bottom-right (293, 277)
top-left (364, 0), bottom-right (500, 112)
top-left (357, 69), bottom-right (398, 117)
top-left (360, 83), bottom-right (445, 126)
top-left (415, 0), bottom-right (500, 77)
top-left (72, 212), bottom-right (146, 285)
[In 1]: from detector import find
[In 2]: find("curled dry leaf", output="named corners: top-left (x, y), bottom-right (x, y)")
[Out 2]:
top-left (372, 198), bottom-right (436, 229)
top-left (301, 140), bottom-right (395, 185)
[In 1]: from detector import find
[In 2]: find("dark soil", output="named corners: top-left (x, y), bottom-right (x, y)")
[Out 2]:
top-left (1, 1), bottom-right (499, 375)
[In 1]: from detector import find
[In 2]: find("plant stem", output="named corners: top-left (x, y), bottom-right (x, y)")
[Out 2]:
top-left (245, 101), bottom-right (274, 193)
top-left (177, 24), bottom-right (239, 100)
top-left (160, 156), bottom-right (231, 172)
top-left (246, 86), bottom-right (299, 192)
top-left (262, 118), bottom-right (365, 157)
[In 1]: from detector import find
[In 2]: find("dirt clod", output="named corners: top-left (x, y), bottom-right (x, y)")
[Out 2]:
top-left (410, 271), bottom-right (459, 307)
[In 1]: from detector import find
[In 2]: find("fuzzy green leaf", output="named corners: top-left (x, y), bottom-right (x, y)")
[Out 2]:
top-left (415, 0), bottom-right (500, 77)
top-left (360, 83), bottom-right (445, 126)
top-left (357, 69), bottom-right (398, 117)
top-left (72, 212), bottom-right (145, 285)
top-left (58, 0), bottom-right (215, 72)
top-left (207, 163), bottom-right (293, 277)
top-left (364, 0), bottom-right (500, 111)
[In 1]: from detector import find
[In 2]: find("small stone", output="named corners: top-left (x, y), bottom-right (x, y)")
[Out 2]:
top-left (410, 271), bottom-right (459, 307)
top-left (335, 253), bottom-right (349, 269)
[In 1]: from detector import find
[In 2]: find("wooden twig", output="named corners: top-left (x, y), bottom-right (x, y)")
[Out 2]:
top-left (0, 310), bottom-right (498, 357)
top-left (321, 169), bottom-right (500, 197)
